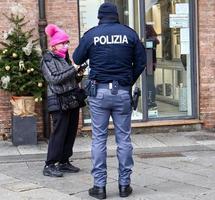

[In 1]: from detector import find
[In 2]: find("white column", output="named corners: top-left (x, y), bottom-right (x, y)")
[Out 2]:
top-left (186, 54), bottom-right (192, 115)
top-left (128, 0), bottom-right (134, 28)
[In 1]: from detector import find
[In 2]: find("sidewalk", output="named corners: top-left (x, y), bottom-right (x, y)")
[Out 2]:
top-left (0, 130), bottom-right (215, 199)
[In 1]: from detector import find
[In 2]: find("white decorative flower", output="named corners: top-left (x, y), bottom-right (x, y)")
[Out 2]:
top-left (27, 69), bottom-right (31, 73)
top-left (3, 31), bottom-right (8, 40)
top-left (5, 65), bottom-right (10, 71)
top-left (19, 60), bottom-right (25, 71)
top-left (8, 28), bottom-right (14, 36)
top-left (1, 76), bottom-right (10, 89)
top-left (10, 3), bottom-right (27, 17)
top-left (38, 82), bottom-right (43, 87)
top-left (3, 49), bottom-right (8, 54)
top-left (12, 53), bottom-right (18, 58)
top-left (34, 98), bottom-right (39, 102)
top-left (22, 41), bottom-right (33, 56)
top-left (30, 68), bottom-right (34, 72)
top-left (35, 46), bottom-right (42, 56)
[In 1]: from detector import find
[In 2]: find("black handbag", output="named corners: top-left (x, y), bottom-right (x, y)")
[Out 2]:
top-left (57, 88), bottom-right (87, 111)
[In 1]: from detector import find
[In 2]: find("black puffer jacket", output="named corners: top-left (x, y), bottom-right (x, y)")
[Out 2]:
top-left (41, 51), bottom-right (79, 112)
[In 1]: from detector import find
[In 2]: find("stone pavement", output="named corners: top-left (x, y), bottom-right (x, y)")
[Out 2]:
top-left (0, 130), bottom-right (215, 199)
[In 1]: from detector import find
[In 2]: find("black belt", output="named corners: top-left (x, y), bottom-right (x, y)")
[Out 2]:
top-left (97, 83), bottom-right (130, 91)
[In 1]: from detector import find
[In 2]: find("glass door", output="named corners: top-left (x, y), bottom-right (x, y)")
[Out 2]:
top-left (143, 0), bottom-right (195, 119)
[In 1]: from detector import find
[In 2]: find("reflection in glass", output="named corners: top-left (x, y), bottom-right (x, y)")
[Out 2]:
top-left (145, 0), bottom-right (192, 118)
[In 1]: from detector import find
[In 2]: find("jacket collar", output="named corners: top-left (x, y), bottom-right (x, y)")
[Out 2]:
top-left (47, 50), bottom-right (63, 59)
top-left (98, 18), bottom-right (119, 25)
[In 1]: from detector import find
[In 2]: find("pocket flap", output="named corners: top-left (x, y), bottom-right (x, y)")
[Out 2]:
top-left (96, 93), bottom-right (104, 99)
top-left (120, 94), bottom-right (130, 100)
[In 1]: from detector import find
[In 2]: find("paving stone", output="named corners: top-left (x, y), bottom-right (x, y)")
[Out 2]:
top-left (0, 141), bottom-right (20, 156)
top-left (0, 173), bottom-right (17, 185)
top-left (144, 164), bottom-right (215, 189)
top-left (153, 133), bottom-right (197, 147)
top-left (17, 142), bottom-right (47, 155)
top-left (2, 180), bottom-right (43, 192)
top-left (132, 134), bottom-right (166, 148)
top-left (73, 136), bottom-right (91, 152)
top-left (21, 188), bottom-right (80, 200)
top-left (145, 157), bottom-right (206, 173)
top-left (196, 140), bottom-right (215, 145)
top-left (138, 156), bottom-right (187, 168)
top-left (182, 152), bottom-right (215, 167)
top-left (193, 190), bottom-right (215, 200)
top-left (146, 180), bottom-right (210, 196)
top-left (0, 187), bottom-right (24, 200)
top-left (207, 144), bottom-right (215, 150)
top-left (132, 173), bottom-right (168, 187)
top-left (191, 167), bottom-right (215, 178)
top-left (138, 193), bottom-right (196, 200)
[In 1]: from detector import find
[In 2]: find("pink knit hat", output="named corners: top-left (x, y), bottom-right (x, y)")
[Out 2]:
top-left (45, 24), bottom-right (69, 46)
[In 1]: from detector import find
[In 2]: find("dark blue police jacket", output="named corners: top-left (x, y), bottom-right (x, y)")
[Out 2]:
top-left (73, 19), bottom-right (146, 86)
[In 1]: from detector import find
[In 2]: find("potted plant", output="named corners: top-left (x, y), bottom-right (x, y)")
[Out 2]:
top-left (0, 4), bottom-right (45, 145)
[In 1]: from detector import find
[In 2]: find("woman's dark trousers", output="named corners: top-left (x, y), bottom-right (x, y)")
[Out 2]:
top-left (46, 107), bottom-right (79, 165)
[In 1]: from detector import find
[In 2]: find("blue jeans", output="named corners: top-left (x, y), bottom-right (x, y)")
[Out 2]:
top-left (88, 88), bottom-right (134, 187)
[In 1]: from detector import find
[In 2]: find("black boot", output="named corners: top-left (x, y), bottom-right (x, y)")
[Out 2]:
top-left (43, 164), bottom-right (63, 177)
top-left (119, 185), bottom-right (132, 197)
top-left (88, 186), bottom-right (106, 199)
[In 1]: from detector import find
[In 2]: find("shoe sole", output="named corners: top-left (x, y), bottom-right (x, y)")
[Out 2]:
top-left (89, 193), bottom-right (106, 199)
top-left (43, 171), bottom-right (63, 177)
top-left (119, 191), bottom-right (132, 198)
top-left (119, 194), bottom-right (131, 198)
top-left (58, 169), bottom-right (80, 173)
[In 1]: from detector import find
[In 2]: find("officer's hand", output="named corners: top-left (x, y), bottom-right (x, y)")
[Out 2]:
top-left (77, 68), bottom-right (85, 76)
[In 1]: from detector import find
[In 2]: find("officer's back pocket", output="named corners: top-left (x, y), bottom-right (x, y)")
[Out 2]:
top-left (95, 93), bottom-right (104, 99)
top-left (88, 93), bottom-right (104, 106)
top-left (119, 93), bottom-right (132, 114)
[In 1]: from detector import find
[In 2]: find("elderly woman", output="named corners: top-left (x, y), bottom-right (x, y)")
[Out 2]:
top-left (41, 24), bottom-right (85, 177)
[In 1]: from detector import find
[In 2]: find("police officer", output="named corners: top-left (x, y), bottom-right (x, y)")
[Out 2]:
top-left (73, 3), bottom-right (146, 199)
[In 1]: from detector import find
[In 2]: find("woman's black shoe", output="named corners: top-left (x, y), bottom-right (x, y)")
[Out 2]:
top-left (58, 162), bottom-right (80, 173)
top-left (119, 185), bottom-right (132, 197)
top-left (88, 186), bottom-right (106, 199)
top-left (43, 164), bottom-right (63, 177)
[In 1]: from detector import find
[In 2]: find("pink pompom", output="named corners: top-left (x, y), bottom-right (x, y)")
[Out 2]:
top-left (45, 24), bottom-right (60, 37)
top-left (45, 24), bottom-right (70, 46)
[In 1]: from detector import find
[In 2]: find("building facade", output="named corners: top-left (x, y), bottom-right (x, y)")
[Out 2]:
top-left (0, 0), bottom-right (214, 138)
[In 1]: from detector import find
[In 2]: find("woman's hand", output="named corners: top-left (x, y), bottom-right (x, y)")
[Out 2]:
top-left (73, 63), bottom-right (80, 71)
